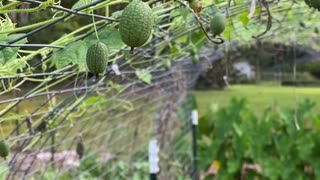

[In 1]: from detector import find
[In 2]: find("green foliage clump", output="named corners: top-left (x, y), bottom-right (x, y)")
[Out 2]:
top-left (119, 0), bottom-right (154, 51)
top-left (315, 27), bottom-right (319, 34)
top-left (305, 0), bottom-right (320, 10)
top-left (281, 80), bottom-right (320, 87)
top-left (305, 61), bottom-right (320, 79)
top-left (198, 98), bottom-right (320, 179)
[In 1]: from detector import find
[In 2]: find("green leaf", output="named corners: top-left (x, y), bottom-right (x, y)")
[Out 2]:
top-left (108, 81), bottom-right (125, 93)
top-left (52, 40), bottom-right (87, 69)
top-left (72, 0), bottom-right (94, 10)
top-left (198, 109), bottom-right (216, 137)
top-left (175, 36), bottom-right (188, 45)
top-left (254, 7), bottom-right (261, 16)
top-left (42, 169), bottom-right (59, 179)
top-left (52, 26), bottom-right (124, 69)
top-left (296, 133), bottom-right (314, 160)
top-left (111, 10), bottom-right (123, 19)
top-left (0, 34), bottom-right (27, 65)
top-left (232, 134), bottom-right (248, 157)
top-left (84, 96), bottom-right (105, 106)
top-left (222, 22), bottom-right (234, 41)
top-left (311, 161), bottom-right (320, 178)
top-left (274, 135), bottom-right (293, 157)
top-left (0, 164), bottom-right (8, 180)
top-left (239, 12), bottom-right (250, 28)
top-left (170, 43), bottom-right (181, 60)
top-left (232, 123), bottom-right (243, 136)
top-left (136, 69), bottom-right (152, 84)
top-left (227, 158), bottom-right (241, 174)
top-left (85, 26), bottom-right (125, 54)
top-left (152, 5), bottom-right (165, 23)
top-left (171, 8), bottom-right (189, 21)
top-left (287, 10), bottom-right (294, 21)
top-left (169, 8), bottom-right (191, 31)
top-left (188, 30), bottom-right (206, 50)
top-left (258, 158), bottom-right (282, 179)
top-left (0, 47), bottom-right (16, 65)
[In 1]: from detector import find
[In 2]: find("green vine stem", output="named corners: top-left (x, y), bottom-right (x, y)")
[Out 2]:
top-left (0, 18), bottom-right (60, 34)
top-left (0, 1), bottom-right (23, 10)
top-left (92, 11), bottom-right (100, 41)
top-left (0, 7), bottom-right (40, 14)
top-left (83, 0), bottom-right (129, 13)
top-left (0, 65), bottom-right (74, 96)
top-left (4, 19), bottom-right (107, 72)
top-left (0, 125), bottom-right (4, 139)
top-left (105, 4), bottom-right (109, 17)
top-left (0, 72), bottom-right (76, 117)
top-left (0, 0), bottom-right (57, 13)
top-left (0, 79), bottom-right (26, 96)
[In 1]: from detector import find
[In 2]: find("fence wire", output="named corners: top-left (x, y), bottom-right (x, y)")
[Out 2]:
top-left (0, 0), bottom-right (318, 179)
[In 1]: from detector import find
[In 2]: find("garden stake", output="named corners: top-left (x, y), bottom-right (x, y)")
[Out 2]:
top-left (191, 109), bottom-right (199, 180)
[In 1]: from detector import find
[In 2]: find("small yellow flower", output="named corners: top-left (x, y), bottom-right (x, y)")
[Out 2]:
top-left (212, 160), bottom-right (221, 172)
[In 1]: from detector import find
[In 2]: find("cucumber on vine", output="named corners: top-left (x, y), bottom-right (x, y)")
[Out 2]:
top-left (86, 42), bottom-right (109, 75)
top-left (119, 0), bottom-right (154, 53)
top-left (210, 12), bottom-right (226, 37)
top-left (0, 140), bottom-right (9, 160)
top-left (189, 0), bottom-right (202, 13)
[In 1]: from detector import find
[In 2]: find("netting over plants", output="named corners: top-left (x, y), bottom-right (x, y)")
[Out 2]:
top-left (0, 0), bottom-right (320, 179)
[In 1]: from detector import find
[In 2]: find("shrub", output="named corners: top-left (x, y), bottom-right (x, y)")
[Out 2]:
top-left (195, 59), bottom-right (245, 90)
top-left (305, 61), bottom-right (320, 79)
top-left (281, 80), bottom-right (320, 87)
top-left (198, 98), bottom-right (320, 179)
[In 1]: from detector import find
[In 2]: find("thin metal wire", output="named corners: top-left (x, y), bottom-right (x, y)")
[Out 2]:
top-left (0, 44), bottom-right (64, 48)
top-left (8, 59), bottom-right (200, 179)
top-left (0, 0), bottom-right (118, 50)
top-left (18, 0), bottom-right (119, 21)
top-left (1, 0), bottom-right (314, 179)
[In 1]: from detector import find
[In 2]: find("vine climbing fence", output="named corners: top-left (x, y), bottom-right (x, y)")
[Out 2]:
top-left (1, 48), bottom-right (221, 179)
top-left (0, 0), bottom-right (319, 179)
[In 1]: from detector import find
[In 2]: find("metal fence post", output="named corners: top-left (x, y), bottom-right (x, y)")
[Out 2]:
top-left (191, 109), bottom-right (199, 180)
top-left (149, 139), bottom-right (159, 180)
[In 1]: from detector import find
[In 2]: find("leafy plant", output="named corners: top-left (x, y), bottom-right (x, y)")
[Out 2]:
top-left (0, 34), bottom-right (27, 66)
top-left (198, 97), bottom-right (320, 179)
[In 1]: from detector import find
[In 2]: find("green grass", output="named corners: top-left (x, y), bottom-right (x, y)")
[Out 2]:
top-left (193, 85), bottom-right (320, 116)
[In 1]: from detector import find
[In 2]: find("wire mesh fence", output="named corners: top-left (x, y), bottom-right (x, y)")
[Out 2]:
top-left (1, 45), bottom-right (220, 179)
top-left (0, 0), bottom-right (319, 179)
